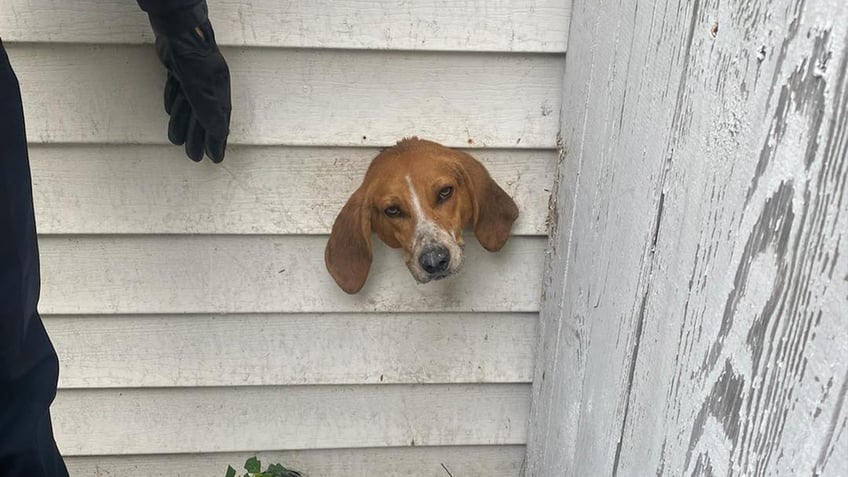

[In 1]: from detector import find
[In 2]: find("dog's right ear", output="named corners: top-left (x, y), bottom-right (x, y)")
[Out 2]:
top-left (455, 151), bottom-right (519, 252)
top-left (325, 186), bottom-right (373, 294)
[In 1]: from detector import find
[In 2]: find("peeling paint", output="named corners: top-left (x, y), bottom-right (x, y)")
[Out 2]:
top-left (528, 0), bottom-right (848, 475)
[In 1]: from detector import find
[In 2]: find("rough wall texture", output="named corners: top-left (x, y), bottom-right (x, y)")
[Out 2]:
top-left (526, 0), bottom-right (848, 475)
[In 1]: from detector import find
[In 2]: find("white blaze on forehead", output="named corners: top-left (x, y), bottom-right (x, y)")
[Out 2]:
top-left (405, 175), bottom-right (431, 228)
top-left (402, 175), bottom-right (464, 282)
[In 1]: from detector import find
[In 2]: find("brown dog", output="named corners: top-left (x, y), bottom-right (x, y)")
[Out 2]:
top-left (325, 137), bottom-right (519, 294)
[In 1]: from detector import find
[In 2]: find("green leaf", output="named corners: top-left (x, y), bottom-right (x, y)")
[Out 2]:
top-left (265, 463), bottom-right (285, 476)
top-left (225, 465), bottom-right (237, 477)
top-left (245, 456), bottom-right (262, 474)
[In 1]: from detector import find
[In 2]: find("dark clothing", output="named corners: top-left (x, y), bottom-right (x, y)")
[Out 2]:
top-left (0, 39), bottom-right (69, 477)
top-left (1, 2), bottom-right (224, 472)
top-left (136, 0), bottom-right (201, 14)
top-left (137, 0), bottom-right (208, 36)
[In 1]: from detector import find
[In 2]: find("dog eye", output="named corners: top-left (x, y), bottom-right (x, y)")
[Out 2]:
top-left (438, 186), bottom-right (453, 202)
top-left (385, 206), bottom-right (402, 217)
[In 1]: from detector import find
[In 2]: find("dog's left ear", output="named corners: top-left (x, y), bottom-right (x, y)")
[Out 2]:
top-left (456, 151), bottom-right (519, 251)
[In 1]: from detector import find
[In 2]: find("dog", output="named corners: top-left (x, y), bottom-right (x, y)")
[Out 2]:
top-left (325, 137), bottom-right (519, 294)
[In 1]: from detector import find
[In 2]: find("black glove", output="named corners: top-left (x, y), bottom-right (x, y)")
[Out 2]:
top-left (147, 4), bottom-right (231, 163)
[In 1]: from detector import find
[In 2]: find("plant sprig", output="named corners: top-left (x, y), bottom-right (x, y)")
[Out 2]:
top-left (225, 456), bottom-right (302, 477)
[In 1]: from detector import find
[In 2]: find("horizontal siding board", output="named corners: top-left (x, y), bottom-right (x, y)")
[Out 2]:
top-left (30, 145), bottom-right (555, 235)
top-left (45, 313), bottom-right (537, 388)
top-left (53, 384), bottom-right (530, 454)
top-left (7, 44), bottom-right (563, 148)
top-left (39, 236), bottom-right (544, 314)
top-left (64, 446), bottom-right (526, 477)
top-left (0, 0), bottom-right (569, 52)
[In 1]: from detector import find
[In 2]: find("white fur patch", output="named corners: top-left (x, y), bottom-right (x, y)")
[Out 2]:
top-left (404, 175), bottom-right (464, 283)
top-left (405, 175), bottom-right (434, 239)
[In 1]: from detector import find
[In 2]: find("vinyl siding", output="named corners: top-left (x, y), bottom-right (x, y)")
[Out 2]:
top-left (1, 0), bottom-right (568, 474)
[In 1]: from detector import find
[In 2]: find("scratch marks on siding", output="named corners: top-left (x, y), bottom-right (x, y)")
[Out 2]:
top-left (748, 29), bottom-right (832, 204)
top-left (705, 181), bottom-right (795, 373)
top-left (808, 33), bottom-right (848, 477)
top-left (614, 189), bottom-right (668, 477)
top-left (689, 451), bottom-right (717, 477)
top-left (814, 370), bottom-right (848, 475)
top-left (685, 359), bottom-right (746, 472)
top-left (684, 16), bottom-right (848, 473)
top-left (615, 0), bottom-right (706, 472)
top-left (682, 178), bottom-right (796, 476)
top-left (669, 0), bottom-right (702, 140)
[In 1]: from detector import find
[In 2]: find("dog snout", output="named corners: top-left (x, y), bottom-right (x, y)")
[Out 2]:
top-left (419, 246), bottom-right (450, 275)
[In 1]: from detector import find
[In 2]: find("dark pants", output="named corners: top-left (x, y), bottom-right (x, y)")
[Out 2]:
top-left (0, 39), bottom-right (69, 477)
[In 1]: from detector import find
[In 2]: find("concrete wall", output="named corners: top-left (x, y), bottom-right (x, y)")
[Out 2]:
top-left (527, 0), bottom-right (848, 475)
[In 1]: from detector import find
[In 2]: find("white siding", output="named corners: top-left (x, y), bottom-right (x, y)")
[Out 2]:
top-left (37, 236), bottom-right (545, 314)
top-left (11, 45), bottom-right (562, 148)
top-left (2, 0), bottom-right (567, 474)
top-left (29, 145), bottom-right (554, 235)
top-left (0, 0), bottom-right (569, 51)
top-left (46, 313), bottom-right (538, 388)
top-left (64, 447), bottom-right (526, 477)
top-left (53, 385), bottom-right (529, 454)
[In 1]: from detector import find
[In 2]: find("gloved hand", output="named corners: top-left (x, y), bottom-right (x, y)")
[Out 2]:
top-left (148, 4), bottom-right (231, 163)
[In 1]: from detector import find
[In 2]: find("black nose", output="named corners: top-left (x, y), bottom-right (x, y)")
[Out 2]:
top-left (419, 246), bottom-right (450, 274)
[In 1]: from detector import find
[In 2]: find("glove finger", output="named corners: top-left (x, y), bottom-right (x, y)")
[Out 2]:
top-left (164, 73), bottom-right (180, 115)
top-left (205, 134), bottom-right (227, 163)
top-left (185, 117), bottom-right (206, 162)
top-left (168, 93), bottom-right (192, 146)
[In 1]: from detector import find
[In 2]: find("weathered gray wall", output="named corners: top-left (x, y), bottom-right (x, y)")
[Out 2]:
top-left (527, 0), bottom-right (848, 475)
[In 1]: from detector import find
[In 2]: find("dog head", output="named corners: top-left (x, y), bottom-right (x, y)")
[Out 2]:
top-left (325, 137), bottom-right (519, 294)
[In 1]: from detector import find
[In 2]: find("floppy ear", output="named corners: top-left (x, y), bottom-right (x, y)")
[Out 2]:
top-left (325, 187), bottom-right (373, 294)
top-left (457, 151), bottom-right (519, 252)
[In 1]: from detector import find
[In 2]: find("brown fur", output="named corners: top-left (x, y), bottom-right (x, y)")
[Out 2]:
top-left (325, 137), bottom-right (519, 294)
